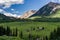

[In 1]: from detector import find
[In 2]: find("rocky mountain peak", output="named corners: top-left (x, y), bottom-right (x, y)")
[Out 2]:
top-left (20, 10), bottom-right (36, 19)
top-left (30, 2), bottom-right (60, 17)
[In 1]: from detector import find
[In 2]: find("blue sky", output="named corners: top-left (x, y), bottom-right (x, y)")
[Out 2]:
top-left (1, 0), bottom-right (51, 14)
top-left (0, 0), bottom-right (60, 17)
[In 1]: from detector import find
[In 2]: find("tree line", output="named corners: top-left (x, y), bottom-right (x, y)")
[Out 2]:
top-left (0, 26), bottom-right (60, 40)
top-left (0, 26), bottom-right (18, 36)
top-left (49, 27), bottom-right (60, 40)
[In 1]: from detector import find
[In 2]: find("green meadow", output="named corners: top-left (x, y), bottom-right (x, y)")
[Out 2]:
top-left (0, 21), bottom-right (60, 40)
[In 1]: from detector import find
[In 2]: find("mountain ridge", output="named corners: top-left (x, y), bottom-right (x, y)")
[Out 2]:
top-left (20, 10), bottom-right (36, 19)
top-left (29, 2), bottom-right (60, 19)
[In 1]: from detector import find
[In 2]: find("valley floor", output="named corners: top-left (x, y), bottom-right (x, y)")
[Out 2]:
top-left (0, 21), bottom-right (60, 40)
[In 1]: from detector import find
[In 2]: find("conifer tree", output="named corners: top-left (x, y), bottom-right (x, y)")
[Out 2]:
top-left (19, 31), bottom-right (23, 39)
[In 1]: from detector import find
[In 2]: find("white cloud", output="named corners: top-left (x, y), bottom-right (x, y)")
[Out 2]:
top-left (51, 0), bottom-right (60, 3)
top-left (11, 9), bottom-right (15, 11)
top-left (0, 9), bottom-right (21, 18)
top-left (4, 13), bottom-right (21, 18)
top-left (0, 9), bottom-right (4, 12)
top-left (0, 0), bottom-right (24, 8)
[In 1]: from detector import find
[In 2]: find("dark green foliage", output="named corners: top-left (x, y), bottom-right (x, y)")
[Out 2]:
top-left (0, 26), bottom-right (12, 36)
top-left (6, 26), bottom-right (11, 36)
top-left (28, 33), bottom-right (33, 40)
top-left (34, 18), bottom-right (60, 22)
top-left (12, 28), bottom-right (18, 36)
top-left (19, 31), bottom-right (23, 39)
top-left (0, 23), bottom-right (60, 40)
top-left (12, 29), bottom-right (16, 36)
top-left (45, 36), bottom-right (48, 40)
top-left (0, 26), bottom-right (18, 37)
top-left (0, 26), bottom-right (6, 36)
top-left (32, 28), bottom-right (35, 30)
top-left (56, 27), bottom-right (60, 37)
top-left (15, 28), bottom-right (18, 36)
top-left (49, 27), bottom-right (60, 40)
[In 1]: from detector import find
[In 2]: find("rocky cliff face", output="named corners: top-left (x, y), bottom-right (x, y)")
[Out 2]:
top-left (30, 2), bottom-right (60, 17)
top-left (20, 10), bottom-right (36, 19)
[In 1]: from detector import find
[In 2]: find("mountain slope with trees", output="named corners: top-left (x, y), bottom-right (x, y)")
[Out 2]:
top-left (29, 2), bottom-right (60, 19)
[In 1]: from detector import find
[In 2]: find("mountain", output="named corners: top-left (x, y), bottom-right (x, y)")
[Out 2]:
top-left (29, 2), bottom-right (60, 19)
top-left (0, 13), bottom-right (10, 20)
top-left (0, 13), bottom-right (17, 22)
top-left (20, 10), bottom-right (36, 19)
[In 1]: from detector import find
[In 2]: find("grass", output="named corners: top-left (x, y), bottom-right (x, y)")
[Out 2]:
top-left (49, 10), bottom-right (60, 18)
top-left (0, 21), bottom-right (59, 40)
top-left (0, 22), bottom-right (60, 37)
top-left (0, 36), bottom-right (22, 40)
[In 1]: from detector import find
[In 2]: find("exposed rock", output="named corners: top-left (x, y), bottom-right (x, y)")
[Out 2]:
top-left (30, 2), bottom-right (60, 17)
top-left (20, 10), bottom-right (36, 19)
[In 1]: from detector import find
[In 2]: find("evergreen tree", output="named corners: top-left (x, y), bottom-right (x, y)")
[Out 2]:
top-left (45, 36), bottom-right (48, 40)
top-left (28, 33), bottom-right (33, 40)
top-left (49, 28), bottom-right (60, 40)
top-left (12, 29), bottom-right (16, 36)
top-left (15, 28), bottom-right (18, 36)
top-left (49, 32), bottom-right (54, 40)
top-left (0, 26), bottom-right (4, 35)
top-left (19, 31), bottom-right (23, 39)
top-left (56, 27), bottom-right (60, 37)
top-left (6, 26), bottom-right (11, 36)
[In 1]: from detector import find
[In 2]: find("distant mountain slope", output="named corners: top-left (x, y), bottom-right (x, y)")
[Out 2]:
top-left (0, 13), bottom-right (10, 20)
top-left (29, 2), bottom-right (60, 19)
top-left (20, 10), bottom-right (36, 19)
top-left (49, 9), bottom-right (60, 18)
top-left (0, 13), bottom-right (17, 22)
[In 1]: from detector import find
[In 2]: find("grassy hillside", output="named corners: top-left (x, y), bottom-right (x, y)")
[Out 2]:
top-left (29, 10), bottom-right (60, 19)
top-left (49, 10), bottom-right (60, 18)
top-left (0, 13), bottom-right (20, 23)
